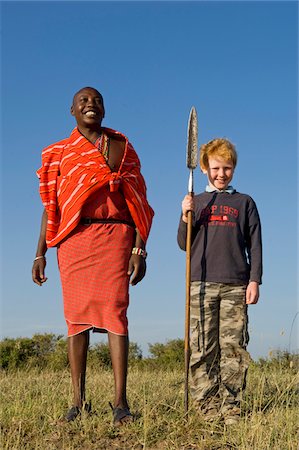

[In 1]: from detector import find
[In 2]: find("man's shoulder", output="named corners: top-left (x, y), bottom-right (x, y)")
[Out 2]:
top-left (103, 126), bottom-right (128, 141)
top-left (103, 126), bottom-right (137, 152)
top-left (41, 136), bottom-right (70, 156)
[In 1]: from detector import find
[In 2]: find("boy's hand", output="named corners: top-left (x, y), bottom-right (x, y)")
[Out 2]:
top-left (246, 281), bottom-right (259, 304)
top-left (182, 195), bottom-right (194, 223)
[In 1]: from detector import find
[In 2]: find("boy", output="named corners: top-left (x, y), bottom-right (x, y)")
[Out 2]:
top-left (177, 138), bottom-right (262, 425)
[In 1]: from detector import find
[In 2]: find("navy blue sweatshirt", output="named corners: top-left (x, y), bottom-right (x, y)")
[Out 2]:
top-left (177, 191), bottom-right (262, 284)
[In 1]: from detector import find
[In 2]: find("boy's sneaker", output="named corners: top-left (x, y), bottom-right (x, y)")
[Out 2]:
top-left (222, 405), bottom-right (241, 425)
top-left (198, 400), bottom-right (221, 422)
top-left (224, 414), bottom-right (240, 425)
top-left (203, 407), bottom-right (221, 422)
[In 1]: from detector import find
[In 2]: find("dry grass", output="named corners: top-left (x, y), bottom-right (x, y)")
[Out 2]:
top-left (0, 364), bottom-right (298, 449)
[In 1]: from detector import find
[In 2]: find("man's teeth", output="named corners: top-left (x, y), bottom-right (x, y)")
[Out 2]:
top-left (85, 111), bottom-right (97, 117)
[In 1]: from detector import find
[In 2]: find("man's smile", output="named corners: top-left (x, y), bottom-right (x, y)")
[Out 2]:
top-left (84, 110), bottom-right (98, 117)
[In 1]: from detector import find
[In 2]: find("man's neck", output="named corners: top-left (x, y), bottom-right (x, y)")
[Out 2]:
top-left (77, 125), bottom-right (102, 144)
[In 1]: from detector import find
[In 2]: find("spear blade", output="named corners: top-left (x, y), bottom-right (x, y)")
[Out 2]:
top-left (186, 106), bottom-right (198, 170)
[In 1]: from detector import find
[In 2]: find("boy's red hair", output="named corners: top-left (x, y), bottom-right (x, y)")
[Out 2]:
top-left (200, 138), bottom-right (237, 170)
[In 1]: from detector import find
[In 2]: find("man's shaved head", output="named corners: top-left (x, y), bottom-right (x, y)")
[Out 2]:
top-left (72, 87), bottom-right (104, 106)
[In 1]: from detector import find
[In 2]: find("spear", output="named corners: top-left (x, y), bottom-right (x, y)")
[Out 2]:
top-left (184, 107), bottom-right (198, 414)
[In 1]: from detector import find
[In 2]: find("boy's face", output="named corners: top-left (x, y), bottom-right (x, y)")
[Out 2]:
top-left (202, 157), bottom-right (235, 191)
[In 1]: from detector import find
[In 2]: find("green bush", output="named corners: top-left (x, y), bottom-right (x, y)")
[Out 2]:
top-left (0, 334), bottom-right (142, 371)
top-left (89, 341), bottom-right (143, 368)
top-left (0, 337), bottom-right (35, 369)
top-left (47, 337), bottom-right (68, 370)
top-left (128, 341), bottom-right (143, 364)
top-left (1, 334), bottom-right (298, 373)
top-left (256, 350), bottom-right (299, 372)
top-left (89, 342), bottom-right (112, 368)
top-left (0, 334), bottom-right (66, 370)
top-left (147, 339), bottom-right (184, 369)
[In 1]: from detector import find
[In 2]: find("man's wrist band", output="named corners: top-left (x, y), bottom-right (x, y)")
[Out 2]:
top-left (131, 247), bottom-right (147, 259)
top-left (34, 255), bottom-right (46, 261)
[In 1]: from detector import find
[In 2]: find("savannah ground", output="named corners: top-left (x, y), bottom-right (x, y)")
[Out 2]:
top-left (0, 359), bottom-right (298, 449)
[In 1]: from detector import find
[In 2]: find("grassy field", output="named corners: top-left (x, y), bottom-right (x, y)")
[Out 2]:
top-left (0, 362), bottom-right (298, 449)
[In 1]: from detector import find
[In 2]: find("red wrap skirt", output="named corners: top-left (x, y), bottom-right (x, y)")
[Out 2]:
top-left (57, 187), bottom-right (135, 336)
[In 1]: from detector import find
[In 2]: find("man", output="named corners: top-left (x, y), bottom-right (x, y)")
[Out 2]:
top-left (32, 87), bottom-right (154, 425)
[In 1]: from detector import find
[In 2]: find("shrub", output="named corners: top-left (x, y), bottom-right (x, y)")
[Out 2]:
top-left (0, 334), bottom-right (66, 370)
top-left (47, 337), bottom-right (68, 370)
top-left (147, 339), bottom-right (184, 369)
top-left (128, 342), bottom-right (143, 364)
top-left (256, 350), bottom-right (299, 372)
top-left (89, 341), bottom-right (143, 369)
top-left (0, 334), bottom-right (142, 371)
top-left (0, 337), bottom-right (35, 369)
top-left (89, 342), bottom-right (112, 368)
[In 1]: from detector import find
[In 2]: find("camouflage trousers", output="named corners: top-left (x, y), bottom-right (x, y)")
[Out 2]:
top-left (189, 281), bottom-right (251, 414)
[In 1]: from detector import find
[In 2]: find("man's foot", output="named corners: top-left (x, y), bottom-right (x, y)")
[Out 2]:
top-left (65, 406), bottom-right (81, 422)
top-left (109, 402), bottom-right (133, 427)
top-left (64, 402), bottom-right (91, 422)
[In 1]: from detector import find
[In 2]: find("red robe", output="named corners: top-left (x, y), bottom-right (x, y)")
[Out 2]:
top-left (37, 127), bottom-right (154, 246)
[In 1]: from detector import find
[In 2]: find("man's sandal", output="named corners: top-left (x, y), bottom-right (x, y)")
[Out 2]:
top-left (109, 402), bottom-right (133, 427)
top-left (65, 401), bottom-right (91, 422)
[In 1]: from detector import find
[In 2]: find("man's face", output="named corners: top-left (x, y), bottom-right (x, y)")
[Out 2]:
top-left (71, 88), bottom-right (105, 128)
top-left (202, 157), bottom-right (235, 191)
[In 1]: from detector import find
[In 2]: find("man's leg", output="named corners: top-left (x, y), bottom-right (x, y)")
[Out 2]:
top-left (108, 332), bottom-right (129, 409)
top-left (189, 282), bottom-right (221, 416)
top-left (219, 284), bottom-right (251, 423)
top-left (67, 330), bottom-right (90, 408)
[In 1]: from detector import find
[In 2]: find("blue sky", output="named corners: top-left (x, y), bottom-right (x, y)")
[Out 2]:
top-left (1, 1), bottom-right (298, 359)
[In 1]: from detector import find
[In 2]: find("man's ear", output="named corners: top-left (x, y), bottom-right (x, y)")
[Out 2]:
top-left (70, 105), bottom-right (75, 116)
top-left (200, 165), bottom-right (207, 174)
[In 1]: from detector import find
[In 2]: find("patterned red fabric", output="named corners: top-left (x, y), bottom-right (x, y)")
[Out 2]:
top-left (37, 127), bottom-right (154, 247)
top-left (57, 188), bottom-right (135, 336)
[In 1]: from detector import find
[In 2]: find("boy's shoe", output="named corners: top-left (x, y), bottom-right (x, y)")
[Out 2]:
top-left (197, 400), bottom-right (221, 422)
top-left (224, 415), bottom-right (240, 425)
top-left (203, 407), bottom-right (221, 422)
top-left (221, 405), bottom-right (241, 426)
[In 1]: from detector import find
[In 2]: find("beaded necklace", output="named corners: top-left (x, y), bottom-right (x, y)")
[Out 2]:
top-left (94, 133), bottom-right (110, 162)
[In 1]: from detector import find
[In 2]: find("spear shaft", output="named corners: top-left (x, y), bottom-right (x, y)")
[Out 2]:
top-left (184, 107), bottom-right (198, 415)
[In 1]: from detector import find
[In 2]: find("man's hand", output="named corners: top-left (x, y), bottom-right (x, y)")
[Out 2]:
top-left (32, 258), bottom-right (48, 286)
top-left (127, 254), bottom-right (146, 286)
top-left (246, 281), bottom-right (259, 304)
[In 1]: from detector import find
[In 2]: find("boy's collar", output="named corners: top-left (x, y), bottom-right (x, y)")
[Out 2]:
top-left (205, 185), bottom-right (236, 194)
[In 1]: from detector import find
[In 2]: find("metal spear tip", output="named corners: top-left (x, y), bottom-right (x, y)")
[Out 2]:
top-left (186, 106), bottom-right (198, 170)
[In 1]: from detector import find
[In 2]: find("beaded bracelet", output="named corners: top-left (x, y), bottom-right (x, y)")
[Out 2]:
top-left (131, 247), bottom-right (147, 259)
top-left (34, 255), bottom-right (46, 261)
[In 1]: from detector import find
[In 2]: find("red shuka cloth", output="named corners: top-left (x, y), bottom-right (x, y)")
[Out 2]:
top-left (37, 127), bottom-right (154, 247)
top-left (58, 187), bottom-right (135, 336)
